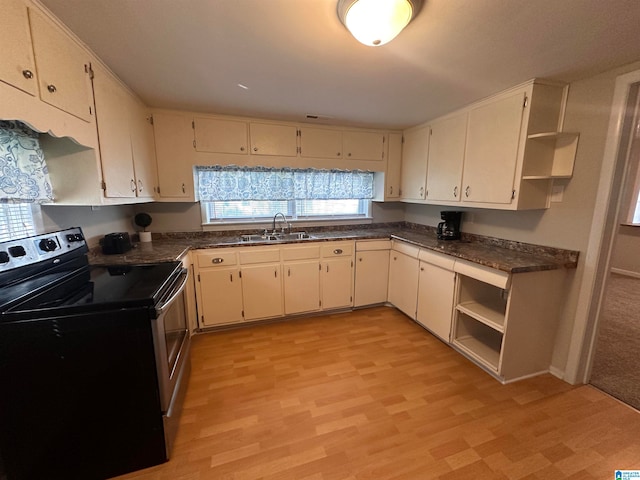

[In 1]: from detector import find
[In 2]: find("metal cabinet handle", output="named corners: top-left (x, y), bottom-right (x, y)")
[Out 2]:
top-left (22, 70), bottom-right (33, 79)
top-left (465, 186), bottom-right (470, 197)
top-left (288, 268), bottom-right (291, 277)
top-left (453, 186), bottom-right (458, 198)
top-left (274, 269), bottom-right (277, 278)
top-left (138, 179), bottom-right (143, 193)
top-left (419, 186), bottom-right (424, 197)
top-left (211, 258), bottom-right (224, 264)
top-left (181, 183), bottom-right (186, 194)
top-left (326, 265), bottom-right (329, 273)
top-left (347, 152), bottom-right (352, 157)
top-left (389, 186), bottom-right (393, 195)
top-left (358, 257), bottom-right (362, 262)
top-left (47, 84), bottom-right (57, 93)
top-left (253, 147), bottom-right (258, 152)
top-left (337, 152), bottom-right (341, 156)
top-left (333, 249), bottom-right (343, 254)
top-left (240, 146), bottom-right (245, 152)
top-left (130, 179), bottom-right (136, 192)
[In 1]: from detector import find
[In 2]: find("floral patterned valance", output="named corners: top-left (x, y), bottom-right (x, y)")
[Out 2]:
top-left (0, 120), bottom-right (53, 203)
top-left (196, 166), bottom-right (374, 201)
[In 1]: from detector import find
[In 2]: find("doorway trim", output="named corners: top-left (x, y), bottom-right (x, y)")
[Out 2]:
top-left (564, 69), bottom-right (640, 384)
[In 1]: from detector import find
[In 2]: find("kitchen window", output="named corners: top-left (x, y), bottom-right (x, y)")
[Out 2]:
top-left (196, 166), bottom-right (373, 224)
top-left (0, 203), bottom-right (36, 241)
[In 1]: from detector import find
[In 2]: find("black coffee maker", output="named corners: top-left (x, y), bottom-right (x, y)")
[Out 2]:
top-left (437, 211), bottom-right (462, 240)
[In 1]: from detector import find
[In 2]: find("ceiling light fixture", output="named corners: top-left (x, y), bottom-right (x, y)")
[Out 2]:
top-left (337, 0), bottom-right (423, 47)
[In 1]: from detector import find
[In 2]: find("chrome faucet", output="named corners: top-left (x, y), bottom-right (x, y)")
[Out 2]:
top-left (272, 212), bottom-right (288, 233)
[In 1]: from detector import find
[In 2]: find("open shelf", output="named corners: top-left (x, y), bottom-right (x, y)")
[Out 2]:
top-left (456, 299), bottom-right (506, 332)
top-left (453, 312), bottom-right (503, 372)
top-left (522, 132), bottom-right (579, 179)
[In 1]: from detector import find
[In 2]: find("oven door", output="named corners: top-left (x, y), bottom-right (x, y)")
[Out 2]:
top-left (152, 267), bottom-right (190, 413)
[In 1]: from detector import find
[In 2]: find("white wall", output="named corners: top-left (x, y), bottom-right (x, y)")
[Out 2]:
top-left (39, 204), bottom-right (135, 247)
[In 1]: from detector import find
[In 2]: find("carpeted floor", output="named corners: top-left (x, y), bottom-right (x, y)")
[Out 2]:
top-left (589, 272), bottom-right (640, 410)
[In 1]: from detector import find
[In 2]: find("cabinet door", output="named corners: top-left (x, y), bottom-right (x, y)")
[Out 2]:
top-left (29, 10), bottom-right (93, 122)
top-left (241, 264), bottom-right (283, 320)
top-left (152, 111), bottom-right (193, 199)
top-left (249, 123), bottom-right (298, 157)
top-left (299, 127), bottom-right (342, 159)
top-left (426, 113), bottom-right (467, 202)
top-left (388, 251), bottom-right (419, 319)
top-left (416, 261), bottom-right (456, 342)
top-left (385, 133), bottom-right (402, 199)
top-left (400, 126), bottom-right (429, 200)
top-left (130, 101), bottom-right (157, 198)
top-left (193, 117), bottom-right (248, 154)
top-left (322, 257), bottom-right (353, 310)
top-left (198, 268), bottom-right (244, 326)
top-left (343, 131), bottom-right (385, 161)
top-left (92, 66), bottom-right (136, 198)
top-left (283, 260), bottom-right (320, 315)
top-left (354, 250), bottom-right (389, 307)
top-left (462, 92), bottom-right (526, 204)
top-left (1, 0), bottom-right (37, 96)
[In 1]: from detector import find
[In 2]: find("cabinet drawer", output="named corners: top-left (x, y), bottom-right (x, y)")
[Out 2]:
top-left (197, 250), bottom-right (237, 268)
top-left (356, 240), bottom-right (391, 252)
top-left (454, 259), bottom-right (510, 289)
top-left (281, 245), bottom-right (320, 261)
top-left (391, 240), bottom-right (420, 259)
top-left (239, 248), bottom-right (281, 264)
top-left (418, 249), bottom-right (455, 270)
top-left (321, 242), bottom-right (354, 257)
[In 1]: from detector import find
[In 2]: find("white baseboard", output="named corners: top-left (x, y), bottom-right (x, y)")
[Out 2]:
top-left (610, 267), bottom-right (640, 279)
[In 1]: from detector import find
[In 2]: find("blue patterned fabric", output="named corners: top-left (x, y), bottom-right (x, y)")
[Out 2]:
top-left (197, 166), bottom-right (373, 201)
top-left (0, 121), bottom-right (53, 203)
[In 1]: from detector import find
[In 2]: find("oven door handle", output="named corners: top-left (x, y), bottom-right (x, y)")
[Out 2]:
top-left (155, 268), bottom-right (189, 315)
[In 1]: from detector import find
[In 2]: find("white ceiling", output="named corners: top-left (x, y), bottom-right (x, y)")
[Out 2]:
top-left (39, 0), bottom-right (640, 129)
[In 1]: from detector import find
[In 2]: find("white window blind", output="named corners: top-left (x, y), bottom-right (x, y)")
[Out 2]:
top-left (0, 204), bottom-right (35, 241)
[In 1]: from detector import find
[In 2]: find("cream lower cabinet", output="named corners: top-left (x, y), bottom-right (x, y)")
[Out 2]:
top-left (354, 240), bottom-right (390, 307)
top-left (451, 259), bottom-right (566, 382)
top-left (238, 249), bottom-right (283, 321)
top-left (195, 249), bottom-right (244, 327)
top-left (321, 242), bottom-right (354, 310)
top-left (387, 241), bottom-right (420, 319)
top-left (416, 250), bottom-right (456, 342)
top-left (282, 244), bottom-right (321, 315)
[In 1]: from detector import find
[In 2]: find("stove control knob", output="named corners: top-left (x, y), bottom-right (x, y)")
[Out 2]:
top-left (39, 238), bottom-right (58, 252)
top-left (0, 251), bottom-right (9, 264)
top-left (8, 246), bottom-right (26, 257)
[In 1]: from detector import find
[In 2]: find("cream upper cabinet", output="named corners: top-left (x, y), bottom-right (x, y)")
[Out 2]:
top-left (1, 0), bottom-right (38, 96)
top-left (28, 9), bottom-right (93, 122)
top-left (249, 122), bottom-right (298, 156)
top-left (152, 111), bottom-right (193, 199)
top-left (94, 65), bottom-right (156, 200)
top-left (425, 113), bottom-right (467, 202)
top-left (384, 133), bottom-right (403, 199)
top-left (193, 116), bottom-right (248, 155)
top-left (461, 91), bottom-right (525, 205)
top-left (299, 127), bottom-right (342, 159)
top-left (129, 101), bottom-right (157, 199)
top-left (343, 131), bottom-right (385, 161)
top-left (93, 65), bottom-right (136, 198)
top-left (400, 125), bottom-right (430, 201)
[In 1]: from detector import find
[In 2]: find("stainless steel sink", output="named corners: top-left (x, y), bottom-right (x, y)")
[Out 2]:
top-left (239, 232), bottom-right (315, 242)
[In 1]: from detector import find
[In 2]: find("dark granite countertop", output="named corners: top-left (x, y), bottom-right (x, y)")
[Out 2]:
top-left (87, 222), bottom-right (579, 274)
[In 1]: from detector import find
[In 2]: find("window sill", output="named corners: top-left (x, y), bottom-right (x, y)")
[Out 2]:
top-left (202, 217), bottom-right (373, 232)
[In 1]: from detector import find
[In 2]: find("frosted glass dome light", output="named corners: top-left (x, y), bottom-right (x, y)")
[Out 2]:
top-left (337, 0), bottom-right (423, 47)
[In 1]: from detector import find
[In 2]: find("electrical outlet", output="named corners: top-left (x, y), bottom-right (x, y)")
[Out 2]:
top-left (551, 184), bottom-right (564, 203)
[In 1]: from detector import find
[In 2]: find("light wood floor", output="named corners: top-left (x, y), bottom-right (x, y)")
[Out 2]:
top-left (112, 307), bottom-right (640, 480)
